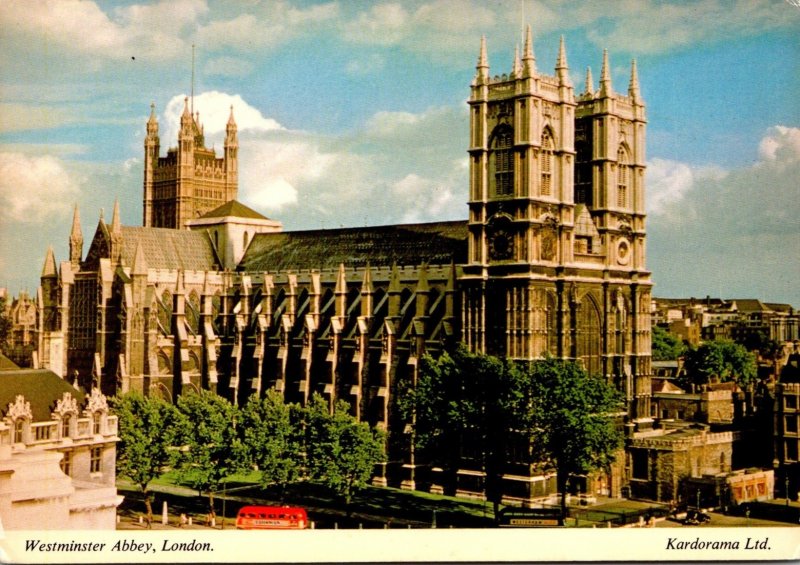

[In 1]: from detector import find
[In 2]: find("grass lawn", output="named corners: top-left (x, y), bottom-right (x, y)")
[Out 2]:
top-left (118, 472), bottom-right (496, 529)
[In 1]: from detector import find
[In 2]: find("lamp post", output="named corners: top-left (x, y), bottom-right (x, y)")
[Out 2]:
top-left (786, 474), bottom-right (790, 507)
top-left (696, 489), bottom-right (701, 510)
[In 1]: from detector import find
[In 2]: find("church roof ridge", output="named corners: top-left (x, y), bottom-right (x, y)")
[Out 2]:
top-left (199, 200), bottom-right (271, 221)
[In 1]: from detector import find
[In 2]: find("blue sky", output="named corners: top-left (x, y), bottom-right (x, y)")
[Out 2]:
top-left (0, 0), bottom-right (798, 305)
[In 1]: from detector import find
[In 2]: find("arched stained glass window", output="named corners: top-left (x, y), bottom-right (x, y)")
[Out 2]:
top-left (541, 129), bottom-right (554, 196)
top-left (617, 145), bottom-right (630, 208)
top-left (491, 127), bottom-right (514, 196)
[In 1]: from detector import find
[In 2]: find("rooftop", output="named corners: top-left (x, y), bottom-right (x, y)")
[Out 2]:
top-left (0, 369), bottom-right (86, 422)
top-left (238, 220), bottom-right (468, 272)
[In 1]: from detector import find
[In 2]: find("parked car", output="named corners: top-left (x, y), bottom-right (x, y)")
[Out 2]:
top-left (683, 509), bottom-right (711, 525)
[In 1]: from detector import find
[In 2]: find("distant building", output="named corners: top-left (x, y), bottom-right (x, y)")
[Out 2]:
top-left (774, 349), bottom-right (800, 500)
top-left (143, 100), bottom-right (238, 229)
top-left (1, 290), bottom-right (36, 368)
top-left (628, 423), bottom-right (742, 503)
top-left (0, 368), bottom-right (121, 529)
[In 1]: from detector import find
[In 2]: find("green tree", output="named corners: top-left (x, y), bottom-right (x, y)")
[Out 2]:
top-left (403, 348), bottom-right (623, 524)
top-left (651, 324), bottom-right (686, 361)
top-left (682, 339), bottom-right (757, 390)
top-left (397, 349), bottom-right (464, 492)
top-left (519, 358), bottom-right (624, 522)
top-left (239, 390), bottom-right (303, 501)
top-left (400, 346), bottom-right (528, 517)
top-left (111, 391), bottom-right (180, 521)
top-left (304, 394), bottom-right (385, 513)
top-left (172, 390), bottom-right (245, 517)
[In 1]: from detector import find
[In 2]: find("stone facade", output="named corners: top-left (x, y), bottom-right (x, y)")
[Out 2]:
top-left (462, 31), bottom-right (652, 426)
top-left (0, 369), bottom-right (120, 529)
top-left (774, 379), bottom-right (799, 499)
top-left (628, 424), bottom-right (741, 503)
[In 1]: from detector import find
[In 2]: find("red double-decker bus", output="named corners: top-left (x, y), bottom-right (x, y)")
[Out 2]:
top-left (235, 506), bottom-right (309, 530)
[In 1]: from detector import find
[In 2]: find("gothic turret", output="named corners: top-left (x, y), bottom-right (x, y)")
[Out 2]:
top-left (224, 105), bottom-right (238, 201)
top-left (629, 58), bottom-right (642, 104)
top-left (69, 204), bottom-right (83, 268)
top-left (556, 35), bottom-right (571, 87)
top-left (143, 103), bottom-right (159, 227)
top-left (109, 198), bottom-right (122, 265)
top-left (522, 24), bottom-right (536, 78)
top-left (599, 48), bottom-right (612, 98)
top-left (584, 66), bottom-right (594, 97)
top-left (41, 246), bottom-right (57, 279)
top-left (512, 45), bottom-right (521, 78)
top-left (474, 35), bottom-right (489, 85)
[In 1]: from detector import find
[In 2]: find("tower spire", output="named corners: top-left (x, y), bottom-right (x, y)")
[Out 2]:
top-left (628, 58), bottom-right (641, 103)
top-left (69, 204), bottom-right (83, 267)
top-left (147, 103), bottom-right (158, 136)
top-left (599, 48), bottom-right (612, 97)
top-left (584, 66), bottom-right (594, 96)
top-left (41, 246), bottom-right (57, 278)
top-left (180, 97), bottom-right (192, 134)
top-left (512, 44), bottom-right (521, 77)
top-left (475, 35), bottom-right (489, 84)
top-left (556, 35), bottom-right (571, 86)
top-left (522, 24), bottom-right (536, 77)
top-left (111, 198), bottom-right (121, 234)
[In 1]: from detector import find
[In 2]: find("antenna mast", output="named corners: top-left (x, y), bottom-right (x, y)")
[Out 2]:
top-left (191, 43), bottom-right (195, 117)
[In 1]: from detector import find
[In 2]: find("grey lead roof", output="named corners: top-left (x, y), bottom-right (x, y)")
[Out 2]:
top-left (238, 220), bottom-right (468, 272)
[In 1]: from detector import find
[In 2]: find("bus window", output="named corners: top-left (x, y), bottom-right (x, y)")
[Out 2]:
top-left (236, 506), bottom-right (308, 530)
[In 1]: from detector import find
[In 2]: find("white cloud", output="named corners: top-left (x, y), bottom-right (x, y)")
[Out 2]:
top-left (0, 0), bottom-right (206, 61)
top-left (648, 125), bottom-right (800, 303)
top-left (343, 3), bottom-right (410, 45)
top-left (758, 125), bottom-right (800, 163)
top-left (0, 152), bottom-right (81, 223)
top-left (160, 91), bottom-right (284, 148)
top-left (195, 1), bottom-right (338, 52)
top-left (579, 0), bottom-right (794, 54)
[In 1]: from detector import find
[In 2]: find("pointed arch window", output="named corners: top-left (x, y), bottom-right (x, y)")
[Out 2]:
top-left (14, 419), bottom-right (25, 443)
top-left (62, 414), bottom-right (72, 438)
top-left (541, 130), bottom-right (554, 196)
top-left (491, 127), bottom-right (514, 196)
top-left (617, 145), bottom-right (630, 208)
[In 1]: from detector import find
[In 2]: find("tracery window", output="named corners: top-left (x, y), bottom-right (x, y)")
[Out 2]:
top-left (617, 145), bottom-right (630, 208)
top-left (541, 129), bottom-right (554, 196)
top-left (491, 127), bottom-right (514, 197)
top-left (69, 278), bottom-right (97, 350)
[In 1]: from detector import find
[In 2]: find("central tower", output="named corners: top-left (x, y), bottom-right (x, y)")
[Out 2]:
top-left (143, 99), bottom-right (238, 229)
top-left (460, 28), bottom-right (653, 424)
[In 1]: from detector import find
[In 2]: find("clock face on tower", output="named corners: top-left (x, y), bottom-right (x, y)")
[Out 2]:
top-left (489, 228), bottom-right (514, 260)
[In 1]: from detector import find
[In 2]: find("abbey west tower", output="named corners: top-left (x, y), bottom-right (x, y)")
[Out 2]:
top-left (461, 28), bottom-right (653, 425)
top-left (143, 98), bottom-right (238, 229)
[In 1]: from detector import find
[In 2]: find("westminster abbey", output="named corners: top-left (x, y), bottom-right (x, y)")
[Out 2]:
top-left (36, 29), bottom-right (652, 505)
